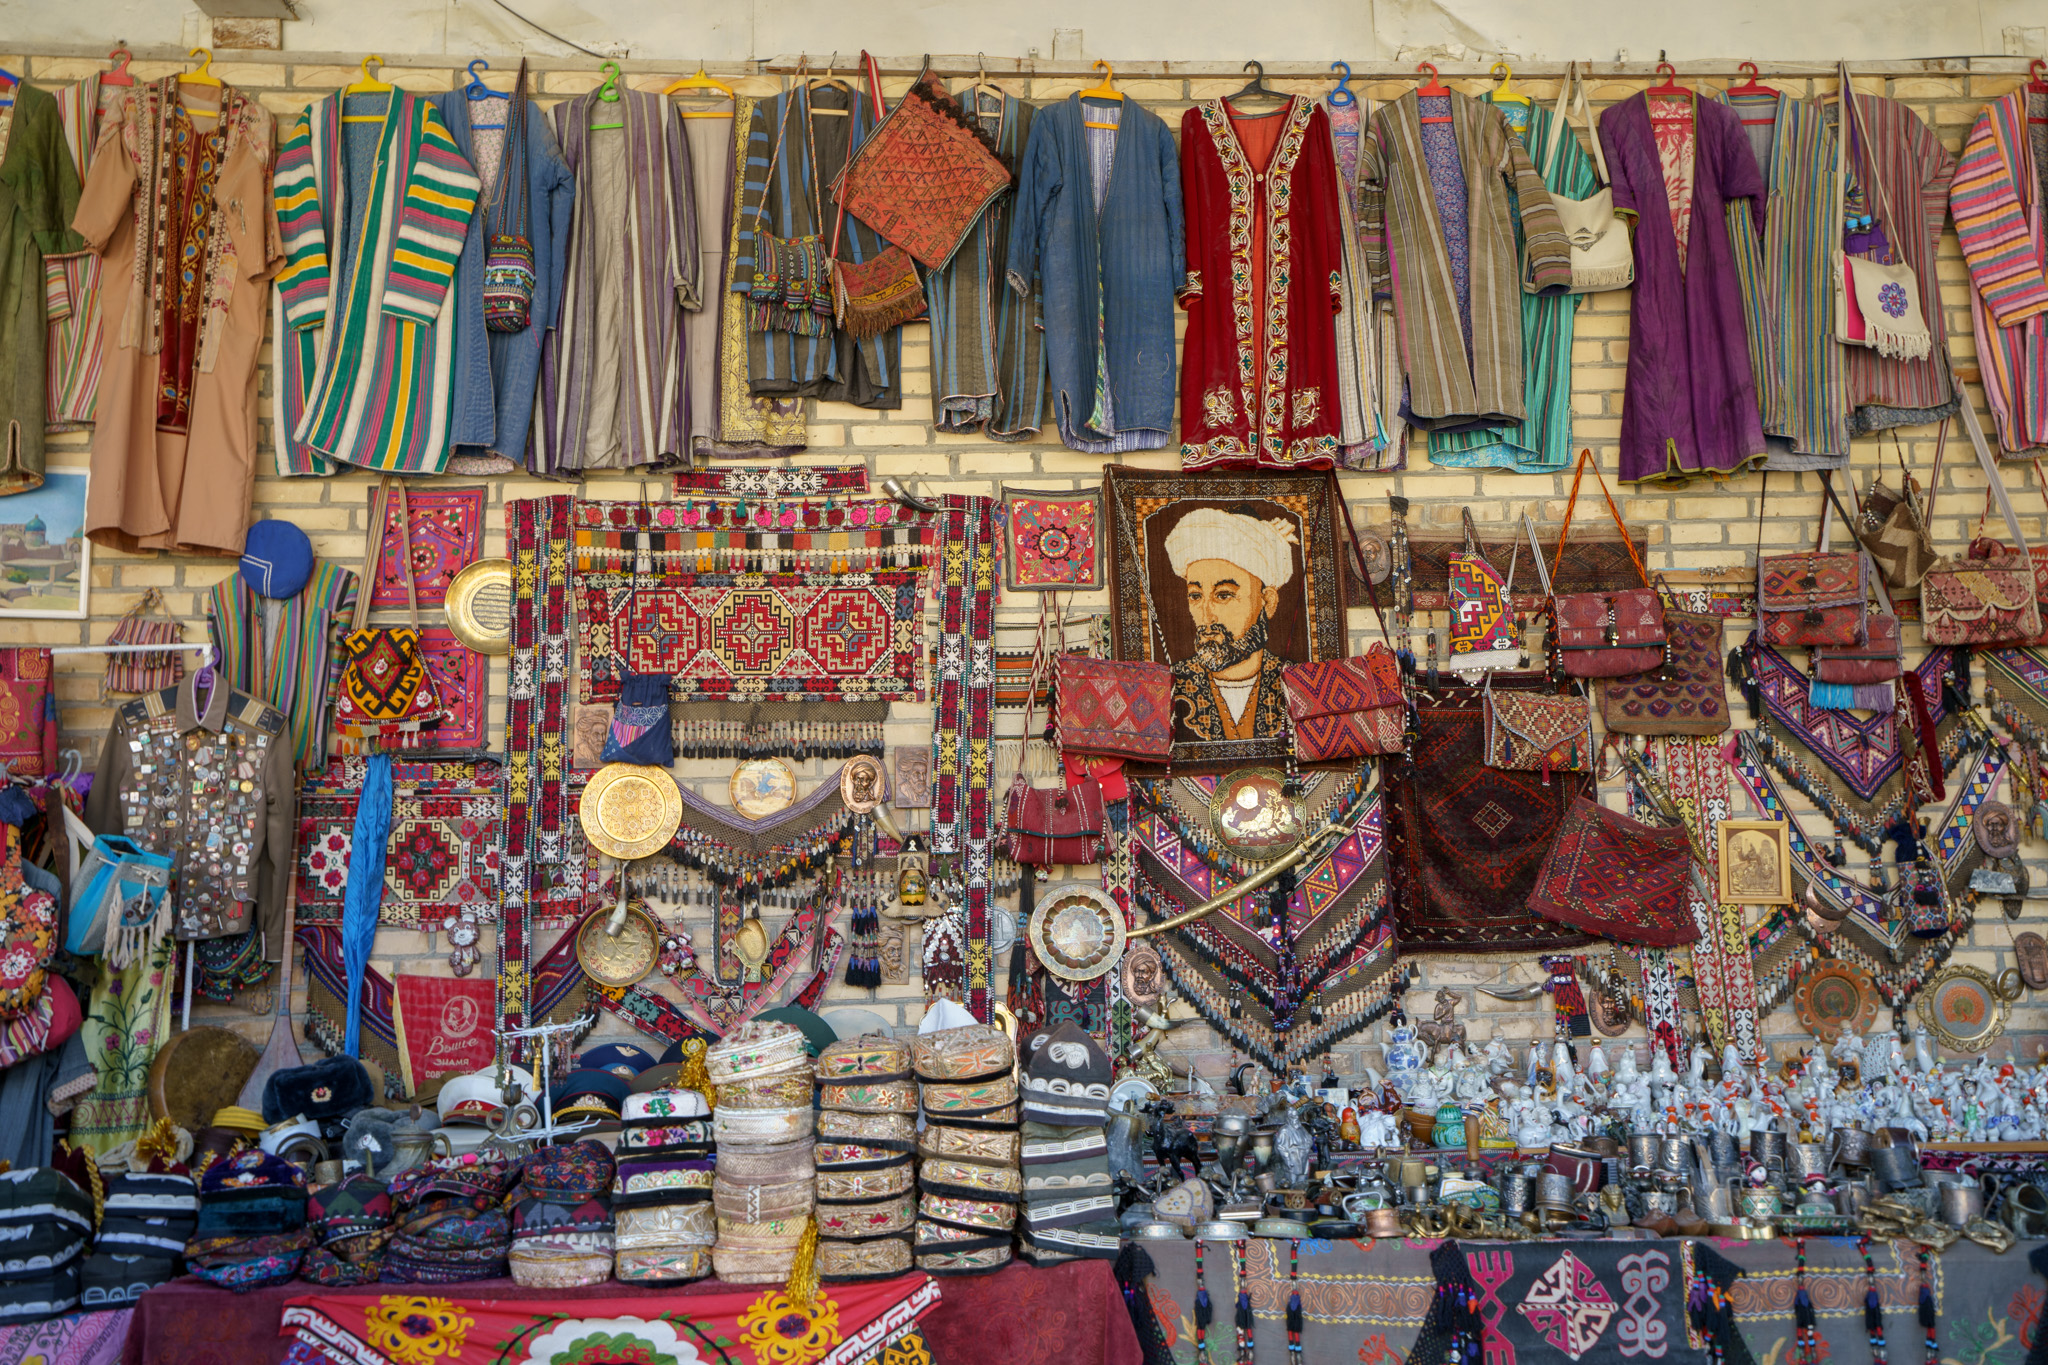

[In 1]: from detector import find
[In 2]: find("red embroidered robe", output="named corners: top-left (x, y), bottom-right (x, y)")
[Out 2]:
top-left (1178, 98), bottom-right (1345, 470)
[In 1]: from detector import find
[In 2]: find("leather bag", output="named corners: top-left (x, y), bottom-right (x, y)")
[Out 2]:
top-left (1281, 643), bottom-right (1406, 761)
top-left (1482, 678), bottom-right (1593, 781)
top-left (1545, 450), bottom-right (1666, 678)
top-left (1921, 398), bottom-right (2044, 646)
top-left (1053, 655), bottom-right (1173, 763)
top-left (1853, 429), bottom-right (1938, 590)
top-left (1529, 63), bottom-right (1632, 295)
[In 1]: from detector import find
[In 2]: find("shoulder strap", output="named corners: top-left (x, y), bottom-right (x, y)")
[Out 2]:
top-left (1544, 62), bottom-right (1611, 188)
top-left (1959, 389), bottom-right (2031, 554)
top-left (1553, 448), bottom-right (1649, 588)
top-left (1328, 481), bottom-right (1392, 643)
top-left (353, 478), bottom-right (388, 632)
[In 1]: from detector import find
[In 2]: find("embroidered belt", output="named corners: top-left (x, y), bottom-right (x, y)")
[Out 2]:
top-left (919, 1158), bottom-right (1023, 1201)
top-left (815, 1163), bottom-right (915, 1204)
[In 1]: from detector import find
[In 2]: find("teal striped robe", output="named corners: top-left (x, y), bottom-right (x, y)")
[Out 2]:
top-left (271, 92), bottom-right (481, 475)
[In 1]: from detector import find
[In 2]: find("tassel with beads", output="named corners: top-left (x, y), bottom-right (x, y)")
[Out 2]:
top-left (1916, 1247), bottom-right (1937, 1365)
top-left (677, 1036), bottom-right (717, 1111)
top-left (844, 878), bottom-right (880, 988)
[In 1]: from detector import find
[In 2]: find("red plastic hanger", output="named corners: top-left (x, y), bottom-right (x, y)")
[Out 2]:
top-left (102, 48), bottom-right (135, 88)
top-left (1646, 61), bottom-right (1693, 121)
top-left (1417, 62), bottom-right (1452, 123)
top-left (2028, 58), bottom-right (2047, 124)
top-left (1728, 60), bottom-right (1774, 124)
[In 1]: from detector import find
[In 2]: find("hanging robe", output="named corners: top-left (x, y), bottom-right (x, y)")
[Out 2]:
top-left (433, 87), bottom-right (575, 471)
top-left (1597, 93), bottom-right (1767, 484)
top-left (1360, 90), bottom-right (1573, 434)
top-left (1322, 94), bottom-right (1391, 470)
top-left (77, 79), bottom-right (279, 554)
top-left (928, 90), bottom-right (1045, 441)
top-left (1178, 97), bottom-right (1346, 471)
top-left (272, 90), bottom-right (481, 477)
top-left (1429, 93), bottom-right (1596, 473)
top-left (205, 562), bottom-right (358, 775)
top-left (1952, 87), bottom-right (2048, 457)
top-left (1005, 93), bottom-right (1184, 453)
top-left (0, 83), bottom-right (84, 497)
top-left (1722, 90), bottom-right (1847, 470)
top-left (536, 87), bottom-right (696, 473)
top-left (737, 85), bottom-right (899, 411)
top-left (714, 94), bottom-right (807, 452)
top-left (46, 72), bottom-right (120, 431)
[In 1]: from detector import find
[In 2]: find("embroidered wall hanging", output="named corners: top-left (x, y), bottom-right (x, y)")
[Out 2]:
top-left (592, 901), bottom-right (844, 1041)
top-left (415, 629), bottom-right (488, 749)
top-left (295, 760), bottom-right (503, 927)
top-left (370, 486), bottom-right (485, 609)
top-left (1002, 487), bottom-right (1102, 591)
top-left (1105, 468), bottom-right (1350, 772)
top-left (578, 570), bottom-right (928, 705)
top-left (1745, 640), bottom-right (1954, 805)
top-left (1656, 734), bottom-right (1760, 1061)
top-left (0, 649), bottom-right (55, 779)
top-left (671, 465), bottom-right (871, 498)
top-left (1387, 680), bottom-right (1592, 953)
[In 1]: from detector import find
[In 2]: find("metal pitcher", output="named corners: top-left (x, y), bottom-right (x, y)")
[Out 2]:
top-left (1938, 1180), bottom-right (1985, 1227)
top-left (1789, 1143), bottom-right (1831, 1186)
top-left (1628, 1134), bottom-right (1661, 1172)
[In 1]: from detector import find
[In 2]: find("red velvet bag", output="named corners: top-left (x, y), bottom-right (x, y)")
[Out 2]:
top-left (1002, 776), bottom-right (1107, 867)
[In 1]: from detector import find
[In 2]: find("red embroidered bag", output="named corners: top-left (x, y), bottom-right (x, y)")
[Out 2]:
top-left (1921, 400), bottom-right (2044, 646)
top-left (1527, 796), bottom-right (1699, 946)
top-left (1481, 678), bottom-right (1593, 781)
top-left (1281, 643), bottom-right (1406, 761)
top-left (1546, 451), bottom-right (1667, 678)
top-left (1053, 656), bottom-right (1173, 763)
top-left (1003, 777), bottom-right (1107, 867)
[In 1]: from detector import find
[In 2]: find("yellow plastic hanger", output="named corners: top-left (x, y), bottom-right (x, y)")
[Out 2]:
top-left (664, 63), bottom-right (733, 120)
top-left (1081, 59), bottom-right (1122, 130)
top-left (341, 55), bottom-right (394, 124)
top-left (180, 47), bottom-right (222, 88)
top-left (1489, 61), bottom-right (1531, 106)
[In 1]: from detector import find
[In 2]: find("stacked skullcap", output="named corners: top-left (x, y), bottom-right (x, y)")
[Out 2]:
top-left (80, 1170), bottom-right (195, 1307)
top-left (812, 1034), bottom-right (917, 1282)
top-left (381, 1153), bottom-right (515, 1284)
top-left (298, 1173), bottom-right (392, 1287)
top-left (185, 1150), bottom-right (310, 1292)
top-left (708, 1020), bottom-right (818, 1284)
top-left (612, 1087), bottom-right (717, 1283)
top-left (912, 1013), bottom-right (1020, 1275)
top-left (0, 1170), bottom-right (94, 1320)
top-left (1016, 1023), bottom-right (1119, 1264)
top-left (508, 1141), bottom-right (616, 1288)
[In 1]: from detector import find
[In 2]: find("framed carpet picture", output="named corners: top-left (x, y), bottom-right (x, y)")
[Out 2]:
top-left (0, 469), bottom-right (90, 620)
top-left (1104, 467), bottom-right (1350, 772)
top-left (1719, 818), bottom-right (1792, 905)
top-left (1002, 486), bottom-right (1102, 591)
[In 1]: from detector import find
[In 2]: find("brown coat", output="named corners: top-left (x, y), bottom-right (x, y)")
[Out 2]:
top-left (74, 81), bottom-right (279, 556)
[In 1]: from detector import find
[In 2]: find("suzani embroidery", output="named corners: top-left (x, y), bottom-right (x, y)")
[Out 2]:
top-left (1204, 387), bottom-right (1236, 427)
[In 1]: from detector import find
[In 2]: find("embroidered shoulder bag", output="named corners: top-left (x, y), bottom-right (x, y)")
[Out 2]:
top-left (829, 56), bottom-right (930, 339)
top-left (1481, 674), bottom-right (1593, 783)
top-left (481, 60), bottom-right (536, 332)
top-left (1920, 397), bottom-right (2043, 645)
top-left (1810, 480), bottom-right (1902, 689)
top-left (1546, 449), bottom-right (1666, 678)
top-left (1756, 472), bottom-right (1870, 648)
top-left (1529, 63), bottom-right (1632, 295)
top-left (1831, 63), bottom-right (1932, 362)
top-left (1854, 428), bottom-right (1939, 591)
top-left (1448, 508), bottom-right (1520, 673)
top-left (747, 81), bottom-right (836, 337)
top-left (1004, 606), bottom-right (1109, 866)
top-left (335, 479), bottom-right (448, 751)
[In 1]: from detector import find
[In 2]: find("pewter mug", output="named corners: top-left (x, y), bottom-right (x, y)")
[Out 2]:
top-left (1828, 1126), bottom-right (1871, 1168)
top-left (1499, 1173), bottom-right (1533, 1217)
top-left (1657, 1135), bottom-right (1691, 1174)
top-left (1870, 1143), bottom-right (1922, 1191)
top-left (1750, 1129), bottom-right (1787, 1166)
top-left (1535, 1172), bottom-right (1575, 1213)
top-left (1938, 1180), bottom-right (1985, 1226)
top-left (1628, 1134), bottom-right (1661, 1172)
top-left (1789, 1143), bottom-right (1831, 1185)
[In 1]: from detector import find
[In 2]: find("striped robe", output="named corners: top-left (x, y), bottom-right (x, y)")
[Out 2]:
top-left (1323, 96), bottom-right (1391, 469)
top-left (1952, 88), bottom-right (2048, 457)
top-left (927, 91), bottom-right (1044, 440)
top-left (1723, 90), bottom-right (1848, 469)
top-left (1360, 90), bottom-right (1574, 431)
top-left (206, 562), bottom-right (358, 774)
top-left (535, 88), bottom-right (697, 473)
top-left (46, 73), bottom-right (114, 430)
top-left (272, 92), bottom-right (482, 476)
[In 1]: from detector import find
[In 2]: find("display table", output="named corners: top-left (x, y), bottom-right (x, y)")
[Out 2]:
top-left (120, 1260), bottom-right (1139, 1365)
top-left (1138, 1235), bottom-right (2042, 1363)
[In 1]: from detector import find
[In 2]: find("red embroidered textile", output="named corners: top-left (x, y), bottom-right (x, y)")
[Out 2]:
top-left (1527, 797), bottom-right (1700, 946)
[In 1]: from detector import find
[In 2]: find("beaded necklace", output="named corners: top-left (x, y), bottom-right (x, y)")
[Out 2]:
top-left (1195, 1238), bottom-right (1212, 1365)
top-left (1793, 1237), bottom-right (1820, 1365)
top-left (1235, 1239), bottom-right (1254, 1365)
top-left (1860, 1235), bottom-right (1888, 1365)
top-left (1286, 1240), bottom-right (1304, 1365)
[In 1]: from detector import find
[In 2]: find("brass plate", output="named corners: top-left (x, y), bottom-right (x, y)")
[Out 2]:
top-left (1027, 883), bottom-right (1127, 982)
top-left (581, 763), bottom-right (684, 860)
top-left (1918, 964), bottom-right (2011, 1054)
top-left (1793, 961), bottom-right (1880, 1044)
top-left (731, 758), bottom-right (797, 818)
top-left (1208, 767), bottom-right (1304, 863)
top-left (445, 557), bottom-right (514, 656)
top-left (576, 903), bottom-right (661, 988)
top-left (840, 754), bottom-right (888, 813)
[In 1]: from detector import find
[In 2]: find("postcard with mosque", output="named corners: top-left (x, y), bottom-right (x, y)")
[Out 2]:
top-left (0, 470), bottom-right (90, 620)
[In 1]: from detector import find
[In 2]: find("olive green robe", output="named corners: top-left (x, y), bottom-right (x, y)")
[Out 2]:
top-left (0, 83), bottom-right (84, 495)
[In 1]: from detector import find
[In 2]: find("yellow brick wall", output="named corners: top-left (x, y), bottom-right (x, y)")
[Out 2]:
top-left (2, 51), bottom-right (2042, 1091)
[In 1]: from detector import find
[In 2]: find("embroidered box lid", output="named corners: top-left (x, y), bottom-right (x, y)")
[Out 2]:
top-left (705, 1021), bottom-right (809, 1082)
top-left (912, 1023), bottom-right (1014, 1082)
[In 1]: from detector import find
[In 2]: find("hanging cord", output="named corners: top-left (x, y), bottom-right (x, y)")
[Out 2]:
top-left (1194, 1237), bottom-right (1213, 1365)
top-left (1286, 1240), bottom-right (1304, 1365)
top-left (1861, 1234), bottom-right (1888, 1365)
top-left (1915, 1245), bottom-right (1936, 1365)
top-left (1234, 1238), bottom-right (1254, 1365)
top-left (1793, 1236), bottom-right (1820, 1365)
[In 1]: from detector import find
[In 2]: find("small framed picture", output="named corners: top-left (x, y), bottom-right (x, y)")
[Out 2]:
top-left (1718, 818), bottom-right (1792, 906)
top-left (0, 469), bottom-right (90, 620)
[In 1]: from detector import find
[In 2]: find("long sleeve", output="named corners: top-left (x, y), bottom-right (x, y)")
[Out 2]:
top-left (24, 104), bottom-right (84, 261)
top-left (1359, 113), bottom-right (1391, 299)
top-left (731, 98), bottom-right (772, 295)
top-left (84, 717), bottom-right (127, 838)
top-left (538, 113), bottom-right (576, 333)
top-left (257, 724), bottom-right (296, 962)
top-left (1005, 112), bottom-right (1059, 298)
top-left (273, 107), bottom-right (329, 330)
top-left (1301, 109), bottom-right (1346, 313)
top-left (1599, 107), bottom-right (1638, 224)
top-left (1950, 106), bottom-right (2048, 328)
top-left (1158, 116), bottom-right (1187, 296)
top-left (668, 99), bottom-right (700, 311)
top-left (1176, 108), bottom-right (1208, 303)
top-left (1503, 125), bottom-right (1573, 296)
top-left (383, 100), bottom-right (480, 325)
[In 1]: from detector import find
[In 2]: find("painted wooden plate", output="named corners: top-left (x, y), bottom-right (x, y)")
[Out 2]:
top-left (1793, 960), bottom-right (1880, 1044)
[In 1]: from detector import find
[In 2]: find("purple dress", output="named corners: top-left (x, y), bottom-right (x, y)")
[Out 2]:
top-left (1598, 95), bottom-right (1768, 484)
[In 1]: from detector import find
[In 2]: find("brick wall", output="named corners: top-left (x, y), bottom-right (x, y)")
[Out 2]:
top-left (3, 49), bottom-right (2042, 1093)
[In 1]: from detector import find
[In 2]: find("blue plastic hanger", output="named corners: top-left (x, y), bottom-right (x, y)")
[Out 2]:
top-left (0, 68), bottom-right (18, 110)
top-left (466, 58), bottom-right (508, 131)
top-left (1328, 61), bottom-right (1355, 109)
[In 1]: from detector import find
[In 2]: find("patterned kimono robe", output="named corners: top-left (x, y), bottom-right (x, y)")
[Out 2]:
top-left (536, 88), bottom-right (696, 473)
top-left (1722, 90), bottom-right (1847, 469)
top-left (1361, 91), bottom-right (1573, 433)
top-left (78, 80), bottom-right (279, 555)
top-left (0, 83), bottom-right (84, 497)
top-left (1598, 94), bottom-right (1767, 483)
top-left (272, 91), bottom-right (482, 476)
top-left (1178, 98), bottom-right (1346, 471)
top-left (1323, 95), bottom-right (1391, 470)
top-left (47, 73), bottom-right (121, 431)
top-left (1952, 87), bottom-right (2048, 456)
top-left (927, 91), bottom-right (1044, 440)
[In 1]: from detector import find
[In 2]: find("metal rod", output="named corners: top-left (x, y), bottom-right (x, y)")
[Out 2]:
top-left (1128, 816), bottom-right (1356, 939)
top-left (45, 641), bottom-right (209, 655)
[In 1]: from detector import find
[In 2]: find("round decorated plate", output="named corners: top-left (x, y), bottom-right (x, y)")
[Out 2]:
top-left (576, 903), bottom-right (661, 988)
top-left (731, 758), bottom-right (797, 818)
top-left (581, 763), bottom-right (684, 861)
top-left (1917, 964), bottom-right (2011, 1054)
top-left (1792, 961), bottom-right (1880, 1044)
top-left (1209, 768), bottom-right (1305, 863)
top-left (445, 557), bottom-right (514, 655)
top-left (1028, 883), bottom-right (1128, 982)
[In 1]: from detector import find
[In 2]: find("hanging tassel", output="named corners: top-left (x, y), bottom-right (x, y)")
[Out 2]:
top-left (1286, 1289), bottom-right (1303, 1346)
top-left (1007, 875), bottom-right (1034, 1012)
top-left (676, 1036), bottom-right (717, 1112)
top-left (1237, 1286), bottom-right (1254, 1339)
top-left (1809, 679), bottom-right (1859, 711)
top-left (1195, 1281), bottom-right (1214, 1336)
top-left (1731, 647), bottom-right (1762, 721)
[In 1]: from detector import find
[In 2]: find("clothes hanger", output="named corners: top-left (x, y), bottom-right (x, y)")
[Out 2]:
top-left (180, 47), bottom-right (223, 89)
top-left (1080, 59), bottom-right (1123, 130)
top-left (466, 59), bottom-right (509, 131)
top-left (1488, 60), bottom-right (1530, 106)
top-left (1417, 62), bottom-right (1452, 123)
top-left (102, 47), bottom-right (135, 88)
top-left (341, 55), bottom-right (393, 124)
top-left (1727, 60), bottom-right (1775, 124)
top-left (805, 53), bottom-right (851, 117)
top-left (0, 69), bottom-right (15, 111)
top-left (1646, 59), bottom-right (1694, 121)
top-left (2029, 58), bottom-right (2048, 124)
top-left (954, 52), bottom-right (1006, 114)
top-left (664, 62), bottom-right (734, 119)
top-left (589, 59), bottom-right (624, 131)
top-left (1225, 59), bottom-right (1287, 110)
top-left (1328, 60), bottom-right (1356, 109)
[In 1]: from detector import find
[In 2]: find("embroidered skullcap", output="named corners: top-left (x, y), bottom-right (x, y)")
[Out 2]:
top-left (239, 520), bottom-right (314, 600)
top-left (705, 1020), bottom-right (810, 1083)
top-left (1019, 1021), bottom-right (1112, 1126)
top-left (918, 998), bottom-right (978, 1035)
top-left (621, 1088), bottom-right (710, 1123)
top-left (755, 1006), bottom-right (838, 1058)
top-left (199, 1149), bottom-right (306, 1196)
top-left (308, 1174), bottom-right (392, 1242)
top-left (1162, 508), bottom-right (1299, 591)
top-left (519, 1140), bottom-right (616, 1200)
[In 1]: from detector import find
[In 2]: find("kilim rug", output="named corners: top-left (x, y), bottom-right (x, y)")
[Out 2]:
top-left (1386, 680), bottom-right (1592, 953)
top-left (295, 760), bottom-right (503, 927)
top-left (415, 629), bottom-right (488, 749)
top-left (579, 569), bottom-right (928, 704)
top-left (370, 485), bottom-right (485, 608)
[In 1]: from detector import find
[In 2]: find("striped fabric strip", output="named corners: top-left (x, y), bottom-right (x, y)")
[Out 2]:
top-left (272, 106), bottom-right (330, 328)
top-left (384, 104), bottom-right (480, 321)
